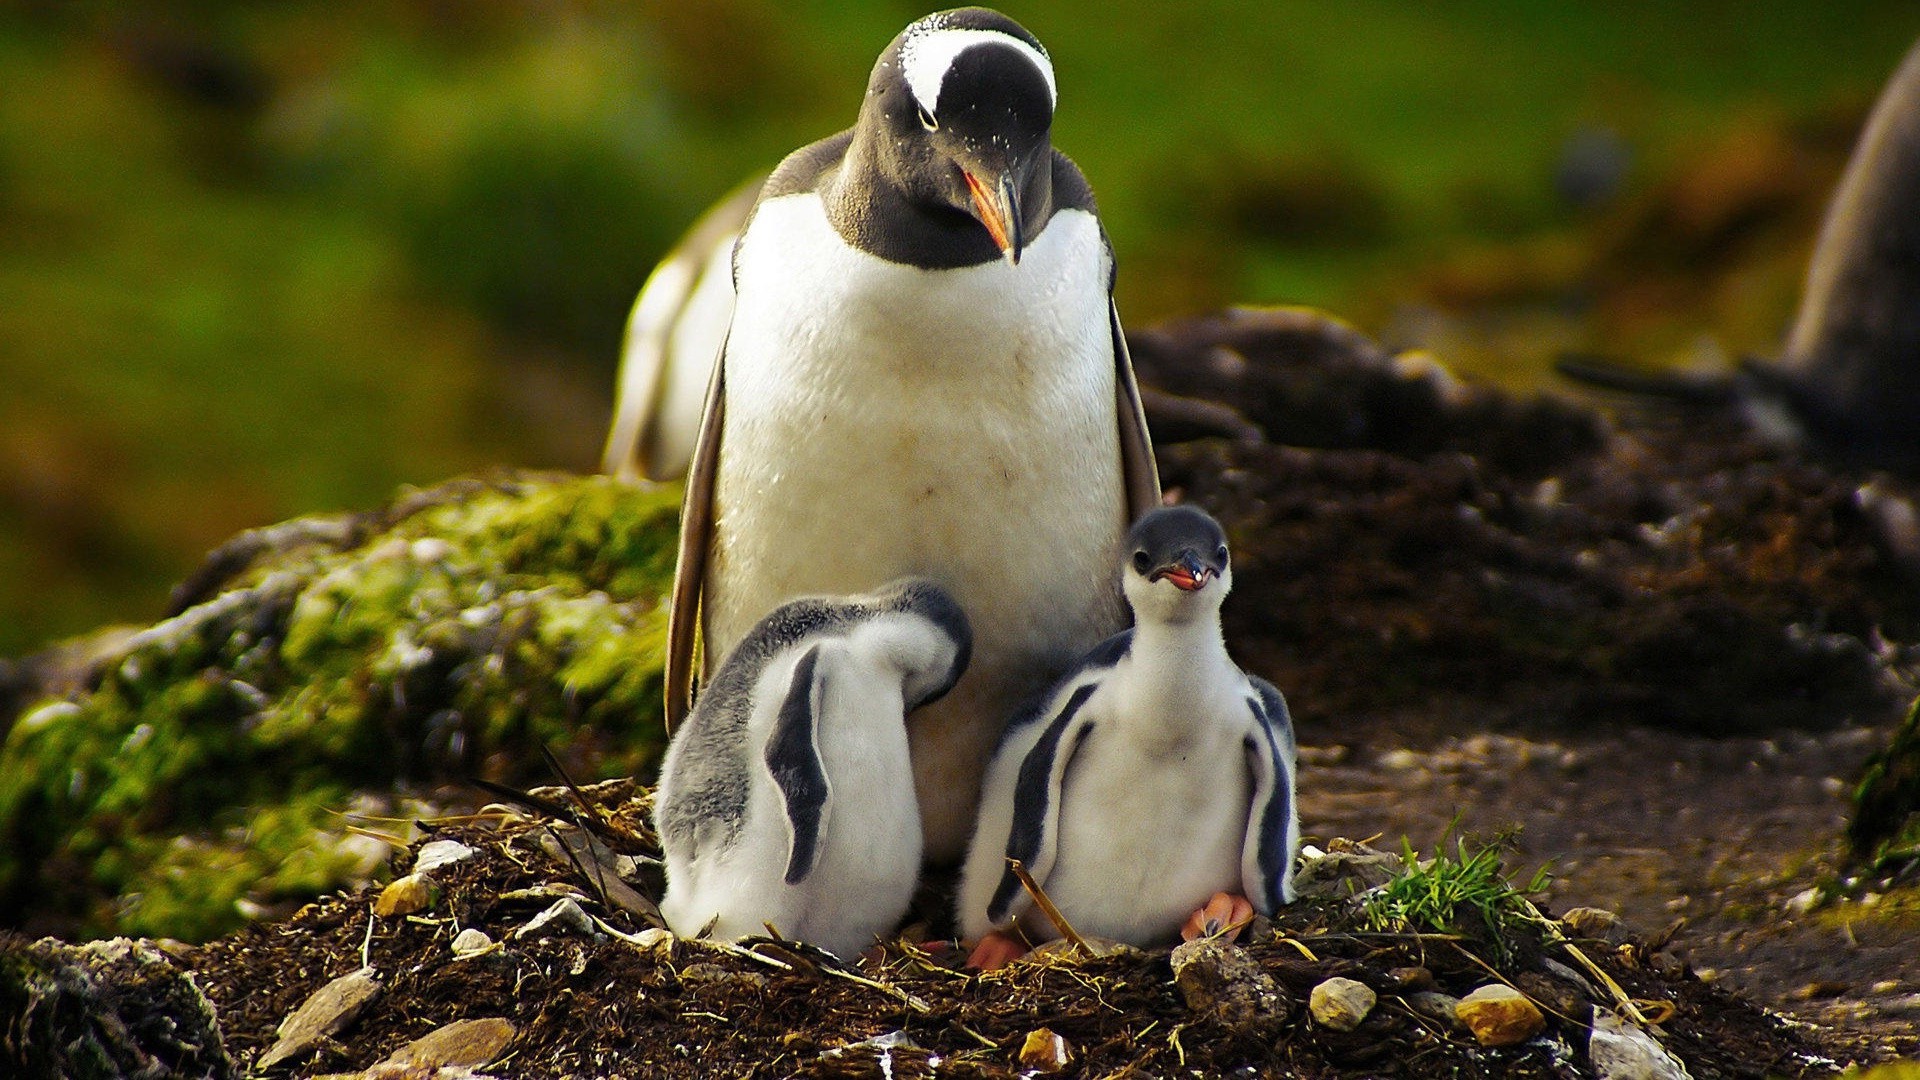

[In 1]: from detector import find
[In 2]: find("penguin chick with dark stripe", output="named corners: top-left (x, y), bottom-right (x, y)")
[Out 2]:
top-left (956, 506), bottom-right (1298, 968)
top-left (655, 580), bottom-right (971, 959)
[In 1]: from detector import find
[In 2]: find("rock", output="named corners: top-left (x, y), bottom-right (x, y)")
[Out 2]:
top-left (374, 1016), bottom-right (517, 1071)
top-left (1455, 983), bottom-right (1545, 1047)
top-left (1589, 1011), bottom-right (1692, 1080)
top-left (257, 967), bottom-right (383, 1070)
top-left (0, 936), bottom-right (239, 1079)
top-left (536, 827), bottom-right (661, 922)
top-left (375, 873), bottom-right (438, 917)
top-left (511, 897), bottom-right (601, 942)
top-left (1026, 934), bottom-right (1139, 961)
top-left (1406, 991), bottom-right (1465, 1029)
top-left (1387, 965), bottom-right (1435, 992)
top-left (1562, 906), bottom-right (1627, 942)
top-left (1290, 839), bottom-right (1402, 899)
top-left (1518, 970), bottom-right (1592, 1025)
top-left (632, 927), bottom-right (675, 956)
top-left (1541, 957), bottom-right (1601, 999)
top-left (1169, 937), bottom-right (1290, 1037)
top-left (450, 928), bottom-right (495, 959)
top-left (414, 839), bottom-right (476, 874)
top-left (1309, 976), bottom-right (1377, 1031)
top-left (1018, 1027), bottom-right (1073, 1072)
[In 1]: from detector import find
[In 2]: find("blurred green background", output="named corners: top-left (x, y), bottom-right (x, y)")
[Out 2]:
top-left (3, 1), bottom-right (1918, 655)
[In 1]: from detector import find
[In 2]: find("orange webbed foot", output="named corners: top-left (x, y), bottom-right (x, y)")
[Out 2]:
top-left (964, 930), bottom-right (1031, 971)
top-left (1180, 891), bottom-right (1255, 942)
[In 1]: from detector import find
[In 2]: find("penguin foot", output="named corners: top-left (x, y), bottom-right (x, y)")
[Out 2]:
top-left (964, 931), bottom-right (1031, 971)
top-left (1180, 892), bottom-right (1255, 942)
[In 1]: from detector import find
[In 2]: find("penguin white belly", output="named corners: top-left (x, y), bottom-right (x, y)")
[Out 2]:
top-left (710, 197), bottom-right (1127, 861)
top-left (1027, 722), bottom-right (1252, 945)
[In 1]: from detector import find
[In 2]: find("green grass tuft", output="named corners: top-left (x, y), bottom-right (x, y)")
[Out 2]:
top-left (1362, 826), bottom-right (1553, 967)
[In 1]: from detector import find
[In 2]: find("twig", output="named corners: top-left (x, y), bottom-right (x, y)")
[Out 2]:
top-left (1274, 936), bottom-right (1322, 962)
top-left (820, 965), bottom-right (932, 1014)
top-left (954, 1023), bottom-right (999, 1049)
top-left (1009, 858), bottom-right (1093, 957)
top-left (359, 904), bottom-right (377, 970)
top-left (1516, 896), bottom-right (1650, 1026)
top-left (691, 937), bottom-right (796, 973)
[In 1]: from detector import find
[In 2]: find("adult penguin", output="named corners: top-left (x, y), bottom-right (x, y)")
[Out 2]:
top-left (667, 7), bottom-right (1160, 862)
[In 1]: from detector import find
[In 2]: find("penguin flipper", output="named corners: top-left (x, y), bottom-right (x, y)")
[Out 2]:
top-left (665, 329), bottom-right (730, 731)
top-left (987, 682), bottom-right (1100, 924)
top-left (1240, 677), bottom-right (1300, 912)
top-left (603, 178), bottom-right (759, 482)
top-left (1110, 300), bottom-right (1163, 522)
top-left (764, 644), bottom-right (832, 885)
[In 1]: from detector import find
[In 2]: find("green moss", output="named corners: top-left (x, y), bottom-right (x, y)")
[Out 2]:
top-left (1849, 695), bottom-right (1920, 875)
top-left (0, 473), bottom-right (678, 941)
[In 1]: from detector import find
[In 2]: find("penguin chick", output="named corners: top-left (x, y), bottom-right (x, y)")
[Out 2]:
top-left (656, 579), bottom-right (971, 959)
top-left (956, 506), bottom-right (1298, 966)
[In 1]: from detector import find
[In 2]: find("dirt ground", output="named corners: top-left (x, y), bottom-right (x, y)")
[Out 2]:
top-left (185, 783), bottom-right (1906, 1078)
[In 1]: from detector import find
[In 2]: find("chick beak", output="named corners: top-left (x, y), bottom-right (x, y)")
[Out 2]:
top-left (964, 168), bottom-right (1024, 265)
top-left (1151, 552), bottom-right (1214, 592)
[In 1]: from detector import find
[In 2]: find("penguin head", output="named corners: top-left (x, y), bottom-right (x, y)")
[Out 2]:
top-left (1122, 505), bottom-right (1233, 623)
top-left (865, 8), bottom-right (1056, 264)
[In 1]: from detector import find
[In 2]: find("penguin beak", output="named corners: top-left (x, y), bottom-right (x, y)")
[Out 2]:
top-left (964, 168), bottom-right (1024, 265)
top-left (1150, 552), bottom-right (1215, 592)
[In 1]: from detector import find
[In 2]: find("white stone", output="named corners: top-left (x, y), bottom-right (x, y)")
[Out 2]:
top-left (451, 928), bottom-right (494, 958)
top-left (414, 839), bottom-right (476, 874)
top-left (1589, 1011), bottom-right (1692, 1080)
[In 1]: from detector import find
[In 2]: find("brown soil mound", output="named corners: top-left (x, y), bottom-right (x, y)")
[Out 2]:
top-left (185, 780), bottom-right (1893, 1078)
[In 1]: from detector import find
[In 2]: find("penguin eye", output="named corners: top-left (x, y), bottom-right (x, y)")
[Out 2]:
top-left (1215, 545), bottom-right (1229, 565)
top-left (916, 104), bottom-right (939, 131)
top-left (1131, 551), bottom-right (1151, 574)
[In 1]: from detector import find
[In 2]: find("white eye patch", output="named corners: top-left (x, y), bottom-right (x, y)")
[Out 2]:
top-left (899, 27), bottom-right (1057, 119)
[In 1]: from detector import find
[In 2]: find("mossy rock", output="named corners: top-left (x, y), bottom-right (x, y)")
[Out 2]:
top-left (0, 472), bottom-right (678, 942)
top-left (0, 934), bottom-right (238, 1080)
top-left (1849, 694), bottom-right (1920, 873)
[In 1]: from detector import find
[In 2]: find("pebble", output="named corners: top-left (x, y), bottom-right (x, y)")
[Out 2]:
top-left (415, 839), bottom-right (476, 874)
top-left (1309, 977), bottom-right (1377, 1032)
top-left (512, 897), bottom-right (601, 942)
top-left (1405, 991), bottom-right (1465, 1029)
top-left (1561, 906), bottom-right (1624, 941)
top-left (256, 967), bottom-right (383, 1070)
top-left (1456, 983), bottom-right (1545, 1047)
top-left (632, 927), bottom-right (675, 956)
top-left (374, 1017), bottom-right (517, 1070)
top-left (1518, 971), bottom-right (1591, 1026)
top-left (451, 928), bottom-right (495, 958)
top-left (374, 873), bottom-right (437, 918)
top-left (1387, 966), bottom-right (1435, 992)
top-left (1589, 1011), bottom-right (1691, 1080)
top-left (1169, 938), bottom-right (1290, 1038)
top-left (1018, 1028), bottom-right (1073, 1072)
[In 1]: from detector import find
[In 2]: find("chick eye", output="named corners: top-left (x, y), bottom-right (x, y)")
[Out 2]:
top-left (1215, 545), bottom-right (1229, 564)
top-left (916, 104), bottom-right (939, 131)
top-left (1131, 551), bottom-right (1151, 574)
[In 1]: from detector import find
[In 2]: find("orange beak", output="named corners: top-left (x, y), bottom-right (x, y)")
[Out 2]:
top-left (964, 169), bottom-right (1024, 265)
